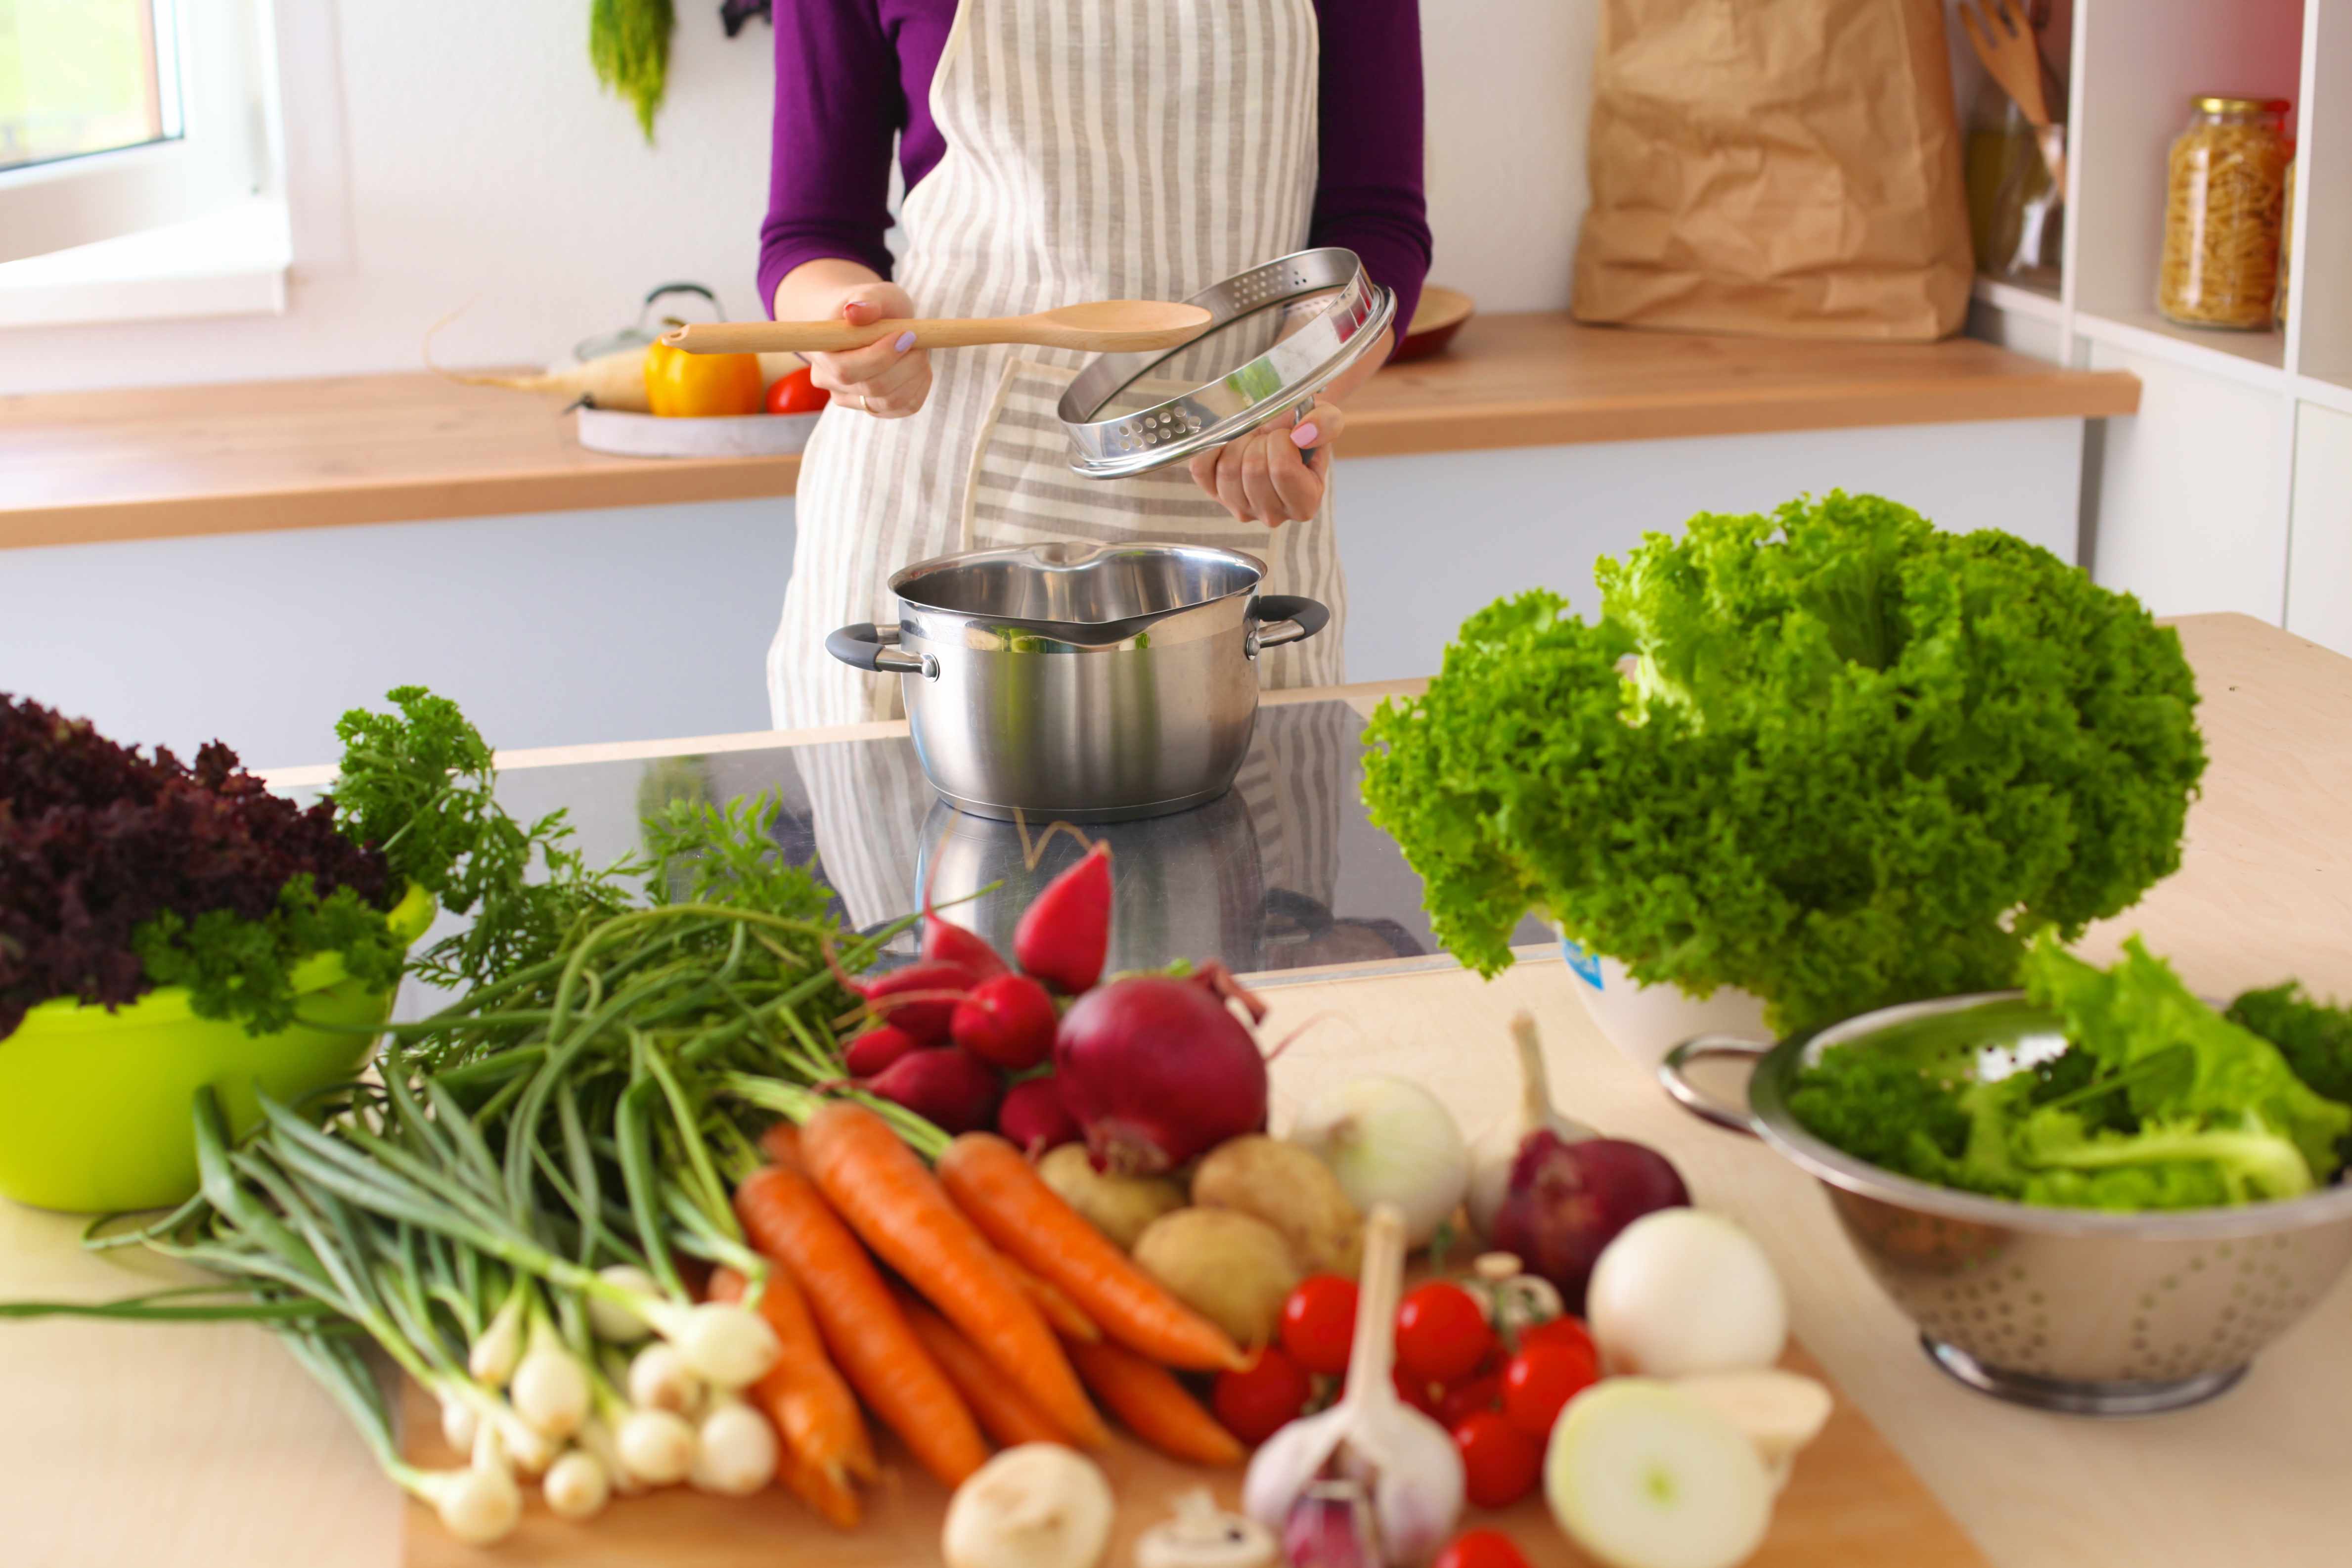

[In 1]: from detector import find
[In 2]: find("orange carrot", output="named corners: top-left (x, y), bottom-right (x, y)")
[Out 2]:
top-left (898, 1290), bottom-right (1070, 1447)
top-left (997, 1253), bottom-right (1100, 1342)
top-left (709, 1263), bottom-right (877, 1526)
top-left (937, 1133), bottom-right (1245, 1370)
top-left (800, 1103), bottom-right (1110, 1447)
top-left (1065, 1337), bottom-right (1246, 1467)
top-left (733, 1165), bottom-right (989, 1488)
top-left (760, 1119), bottom-right (806, 1172)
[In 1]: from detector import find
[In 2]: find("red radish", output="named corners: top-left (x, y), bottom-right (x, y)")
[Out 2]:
top-left (843, 1023), bottom-right (921, 1077)
top-left (996, 1075), bottom-right (1080, 1157)
top-left (841, 958), bottom-right (977, 1044)
top-left (1054, 969), bottom-right (1269, 1176)
top-left (1014, 841), bottom-right (1111, 993)
top-left (921, 913), bottom-right (1006, 979)
top-left (1491, 1131), bottom-right (1689, 1312)
top-left (860, 1046), bottom-right (1002, 1135)
top-left (952, 972), bottom-right (1059, 1070)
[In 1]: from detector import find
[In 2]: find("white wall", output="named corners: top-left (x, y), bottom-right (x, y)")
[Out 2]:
top-left (0, 0), bottom-right (1596, 396)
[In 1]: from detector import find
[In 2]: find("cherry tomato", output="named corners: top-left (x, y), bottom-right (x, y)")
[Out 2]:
top-left (1435, 1371), bottom-right (1504, 1429)
top-left (1516, 1314), bottom-right (1597, 1359)
top-left (765, 364), bottom-right (830, 414)
top-left (1392, 1362), bottom-right (1444, 1417)
top-left (1212, 1346), bottom-right (1312, 1444)
top-left (1394, 1282), bottom-right (1496, 1385)
top-left (1451, 1410), bottom-right (1544, 1509)
top-left (1280, 1275), bottom-right (1359, 1377)
top-left (1434, 1528), bottom-right (1534, 1568)
top-left (1500, 1337), bottom-right (1600, 1441)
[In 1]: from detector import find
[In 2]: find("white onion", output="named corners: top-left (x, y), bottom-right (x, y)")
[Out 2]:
top-left (1586, 1210), bottom-right (1787, 1378)
top-left (690, 1396), bottom-right (781, 1496)
top-left (617, 1407), bottom-right (698, 1486)
top-left (543, 1449), bottom-right (613, 1520)
top-left (1287, 1078), bottom-right (1469, 1248)
top-left (587, 1266), bottom-right (661, 1343)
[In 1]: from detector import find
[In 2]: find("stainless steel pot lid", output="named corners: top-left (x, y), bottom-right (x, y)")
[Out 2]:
top-left (1058, 248), bottom-right (1395, 480)
top-left (888, 541), bottom-right (1267, 629)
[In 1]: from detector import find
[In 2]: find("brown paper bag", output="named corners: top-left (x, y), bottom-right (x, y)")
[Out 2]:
top-left (1571, 0), bottom-right (1973, 341)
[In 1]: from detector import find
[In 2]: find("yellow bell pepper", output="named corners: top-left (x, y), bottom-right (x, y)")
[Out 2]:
top-left (642, 338), bottom-right (766, 417)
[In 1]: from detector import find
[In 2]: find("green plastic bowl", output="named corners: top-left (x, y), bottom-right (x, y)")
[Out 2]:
top-left (0, 885), bottom-right (436, 1213)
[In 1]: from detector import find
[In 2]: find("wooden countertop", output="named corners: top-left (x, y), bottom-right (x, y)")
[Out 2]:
top-left (2, 613), bottom-right (2344, 1567)
top-left (0, 313), bottom-right (2138, 552)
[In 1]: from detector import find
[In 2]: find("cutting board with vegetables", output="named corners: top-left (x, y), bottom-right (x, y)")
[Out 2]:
top-left (399, 1340), bottom-right (1981, 1567)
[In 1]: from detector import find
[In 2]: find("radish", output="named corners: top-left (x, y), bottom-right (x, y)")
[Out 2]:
top-left (998, 1074), bottom-right (1081, 1156)
top-left (844, 1023), bottom-right (922, 1077)
top-left (953, 972), bottom-right (1060, 1070)
top-left (1055, 969), bottom-right (1269, 1175)
top-left (864, 1046), bottom-right (1004, 1134)
top-left (839, 958), bottom-right (979, 1044)
top-left (1491, 1131), bottom-right (1688, 1312)
top-left (924, 912), bottom-right (1008, 979)
top-left (1542, 1380), bottom-right (1771, 1568)
top-left (1016, 841), bottom-right (1112, 993)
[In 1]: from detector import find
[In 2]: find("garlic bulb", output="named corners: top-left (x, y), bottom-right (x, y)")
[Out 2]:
top-left (1462, 1252), bottom-right (1566, 1349)
top-left (1467, 1013), bottom-right (1597, 1238)
top-left (1135, 1488), bottom-right (1277, 1568)
top-left (941, 1444), bottom-right (1115, 1568)
top-left (1242, 1206), bottom-right (1465, 1568)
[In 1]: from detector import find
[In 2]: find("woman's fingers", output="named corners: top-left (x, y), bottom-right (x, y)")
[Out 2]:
top-left (1188, 450), bottom-right (1241, 521)
top-left (860, 351), bottom-right (932, 417)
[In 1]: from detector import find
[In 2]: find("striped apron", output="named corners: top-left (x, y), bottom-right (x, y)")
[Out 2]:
top-left (765, 0), bottom-right (1349, 729)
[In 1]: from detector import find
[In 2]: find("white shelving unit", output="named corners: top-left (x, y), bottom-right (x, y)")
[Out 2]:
top-left (1962, 0), bottom-right (2352, 652)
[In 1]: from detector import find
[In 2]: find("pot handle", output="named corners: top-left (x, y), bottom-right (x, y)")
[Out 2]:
top-left (1254, 594), bottom-right (1331, 651)
top-left (826, 622), bottom-right (932, 676)
top-left (1658, 1035), bottom-right (1772, 1137)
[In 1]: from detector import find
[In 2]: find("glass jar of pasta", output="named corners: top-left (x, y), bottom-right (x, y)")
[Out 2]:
top-left (2158, 96), bottom-right (2292, 330)
top-left (2276, 154), bottom-right (2296, 329)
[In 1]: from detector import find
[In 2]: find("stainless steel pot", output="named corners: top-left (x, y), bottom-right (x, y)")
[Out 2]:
top-left (825, 541), bottom-right (1328, 821)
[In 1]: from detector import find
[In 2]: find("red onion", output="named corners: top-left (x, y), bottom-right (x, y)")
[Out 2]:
top-left (1054, 968), bottom-right (1268, 1176)
top-left (1491, 1131), bottom-right (1689, 1312)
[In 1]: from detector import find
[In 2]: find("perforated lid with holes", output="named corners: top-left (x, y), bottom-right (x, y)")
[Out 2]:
top-left (1057, 248), bottom-right (1395, 480)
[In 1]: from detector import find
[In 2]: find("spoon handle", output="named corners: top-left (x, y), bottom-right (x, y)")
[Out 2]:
top-left (662, 316), bottom-right (1044, 355)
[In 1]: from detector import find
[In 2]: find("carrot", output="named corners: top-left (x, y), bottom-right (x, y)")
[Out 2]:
top-left (937, 1133), bottom-right (1245, 1370)
top-left (997, 1253), bottom-right (1100, 1342)
top-left (800, 1103), bottom-right (1109, 1447)
top-left (898, 1290), bottom-right (1069, 1447)
top-left (1065, 1337), bottom-right (1246, 1467)
top-left (709, 1263), bottom-right (877, 1526)
top-left (733, 1165), bottom-right (989, 1488)
top-left (760, 1119), bottom-right (806, 1172)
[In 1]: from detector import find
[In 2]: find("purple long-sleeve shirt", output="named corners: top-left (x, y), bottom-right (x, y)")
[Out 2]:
top-left (758, 0), bottom-right (1430, 331)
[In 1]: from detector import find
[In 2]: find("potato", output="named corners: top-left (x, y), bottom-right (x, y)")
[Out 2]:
top-left (1038, 1143), bottom-right (1187, 1251)
top-left (1132, 1208), bottom-right (1301, 1346)
top-left (1190, 1135), bottom-right (1364, 1276)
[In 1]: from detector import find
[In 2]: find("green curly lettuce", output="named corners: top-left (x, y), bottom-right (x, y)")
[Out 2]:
top-left (1362, 492), bottom-right (2208, 1035)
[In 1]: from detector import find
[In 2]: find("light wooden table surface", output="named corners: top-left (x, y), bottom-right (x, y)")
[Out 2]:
top-left (0, 314), bottom-right (2136, 551)
top-left (3, 612), bottom-right (2341, 1568)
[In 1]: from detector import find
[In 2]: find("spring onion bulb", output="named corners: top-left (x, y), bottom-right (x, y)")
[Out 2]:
top-left (617, 1407), bottom-right (698, 1486)
top-left (627, 1342), bottom-right (701, 1414)
top-left (662, 1301), bottom-right (781, 1389)
top-left (413, 1464), bottom-right (524, 1546)
top-left (576, 1414), bottom-right (645, 1497)
top-left (439, 1392), bottom-right (480, 1454)
top-left (689, 1395), bottom-right (780, 1496)
top-left (1287, 1079), bottom-right (1470, 1249)
top-left (588, 1266), bottom-right (660, 1344)
top-left (543, 1448), bottom-right (614, 1520)
top-left (512, 1317), bottom-right (591, 1439)
top-left (468, 1287), bottom-right (528, 1386)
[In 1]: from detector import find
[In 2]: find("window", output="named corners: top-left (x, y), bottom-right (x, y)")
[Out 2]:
top-left (0, 0), bottom-right (270, 268)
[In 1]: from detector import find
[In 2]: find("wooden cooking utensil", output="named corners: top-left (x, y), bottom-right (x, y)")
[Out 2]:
top-left (662, 300), bottom-right (1212, 356)
top-left (1957, 0), bottom-right (2066, 187)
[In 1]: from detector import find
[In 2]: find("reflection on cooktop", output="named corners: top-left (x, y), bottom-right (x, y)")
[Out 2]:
top-left (470, 702), bottom-right (1548, 978)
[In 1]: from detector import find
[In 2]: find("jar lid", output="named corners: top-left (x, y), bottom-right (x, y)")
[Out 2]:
top-left (2192, 95), bottom-right (2290, 114)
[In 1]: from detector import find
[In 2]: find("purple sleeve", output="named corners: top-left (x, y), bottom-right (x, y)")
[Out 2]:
top-left (758, 0), bottom-right (905, 316)
top-left (1308, 0), bottom-right (1431, 335)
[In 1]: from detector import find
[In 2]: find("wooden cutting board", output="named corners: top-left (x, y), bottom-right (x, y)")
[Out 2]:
top-left (399, 1341), bottom-right (1987, 1568)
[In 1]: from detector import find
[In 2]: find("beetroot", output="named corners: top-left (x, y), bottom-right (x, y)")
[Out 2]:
top-left (921, 912), bottom-right (1007, 979)
top-left (846, 958), bottom-right (977, 1044)
top-left (1491, 1131), bottom-right (1690, 1311)
top-left (997, 1074), bottom-right (1081, 1157)
top-left (1054, 969), bottom-right (1269, 1175)
top-left (843, 1023), bottom-right (921, 1077)
top-left (862, 1046), bottom-right (1002, 1135)
top-left (952, 972), bottom-right (1059, 1071)
top-left (1015, 841), bottom-right (1111, 993)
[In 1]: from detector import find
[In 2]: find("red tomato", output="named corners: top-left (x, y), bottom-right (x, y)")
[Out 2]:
top-left (1212, 1347), bottom-right (1312, 1444)
top-left (765, 365), bottom-right (830, 414)
top-left (1279, 1275), bottom-right (1359, 1377)
top-left (1517, 1315), bottom-right (1597, 1358)
top-left (1434, 1528), bottom-right (1534, 1568)
top-left (1393, 1362), bottom-right (1445, 1417)
top-left (1395, 1282), bottom-right (1496, 1385)
top-left (1436, 1371), bottom-right (1504, 1429)
top-left (1500, 1338), bottom-right (1600, 1441)
top-left (1451, 1410), bottom-right (1544, 1509)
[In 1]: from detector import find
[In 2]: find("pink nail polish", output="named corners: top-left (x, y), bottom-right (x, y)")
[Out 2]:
top-left (894, 331), bottom-right (918, 352)
top-left (1290, 423), bottom-right (1318, 448)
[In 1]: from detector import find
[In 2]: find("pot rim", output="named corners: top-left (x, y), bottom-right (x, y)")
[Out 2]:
top-left (887, 541), bottom-right (1270, 635)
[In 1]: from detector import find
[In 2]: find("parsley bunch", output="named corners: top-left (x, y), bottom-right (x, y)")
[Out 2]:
top-left (1363, 493), bottom-right (2209, 1036)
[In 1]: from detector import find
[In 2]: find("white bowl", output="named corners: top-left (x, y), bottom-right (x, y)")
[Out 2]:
top-left (1559, 936), bottom-right (1770, 1069)
top-left (575, 406), bottom-right (820, 458)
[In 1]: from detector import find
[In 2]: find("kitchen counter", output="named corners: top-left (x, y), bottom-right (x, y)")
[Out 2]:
top-left (0, 313), bottom-right (2138, 551)
top-left (5, 611), bottom-right (2344, 1567)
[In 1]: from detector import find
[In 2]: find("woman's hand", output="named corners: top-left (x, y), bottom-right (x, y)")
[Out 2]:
top-left (794, 275), bottom-right (932, 419)
top-left (1186, 397), bottom-right (1344, 526)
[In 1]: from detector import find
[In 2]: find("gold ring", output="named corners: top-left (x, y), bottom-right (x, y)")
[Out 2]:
top-left (858, 393), bottom-right (871, 414)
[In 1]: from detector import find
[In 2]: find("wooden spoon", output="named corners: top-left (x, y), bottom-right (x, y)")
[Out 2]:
top-left (1957, 0), bottom-right (2065, 186)
top-left (662, 300), bottom-right (1211, 356)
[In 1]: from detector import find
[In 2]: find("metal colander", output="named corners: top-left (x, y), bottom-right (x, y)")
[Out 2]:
top-left (1663, 993), bottom-right (2352, 1415)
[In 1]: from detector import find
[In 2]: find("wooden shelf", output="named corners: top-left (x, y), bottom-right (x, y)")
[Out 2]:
top-left (0, 312), bottom-right (2139, 552)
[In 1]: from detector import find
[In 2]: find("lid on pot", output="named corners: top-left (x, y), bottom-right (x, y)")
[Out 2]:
top-left (888, 541), bottom-right (1267, 629)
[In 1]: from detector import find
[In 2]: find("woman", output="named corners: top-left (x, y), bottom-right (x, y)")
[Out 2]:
top-left (761, 0), bottom-right (1429, 727)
